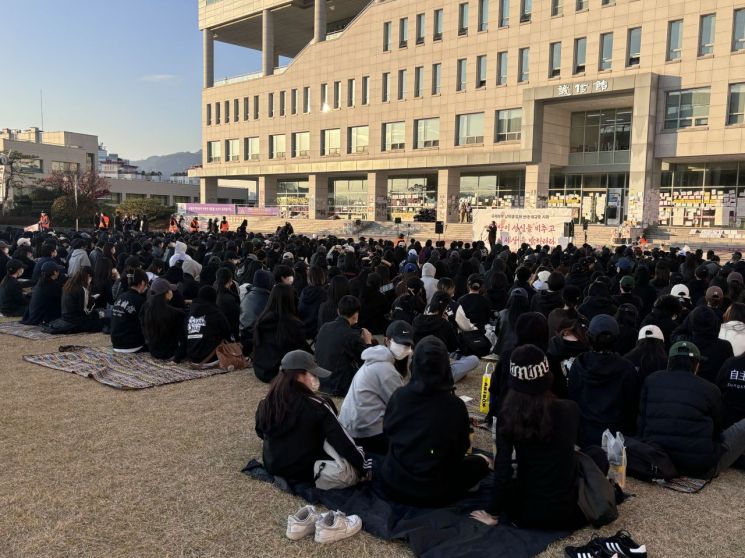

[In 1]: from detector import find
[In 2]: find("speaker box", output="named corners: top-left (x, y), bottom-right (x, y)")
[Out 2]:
top-left (435, 221), bottom-right (444, 234)
top-left (394, 217), bottom-right (402, 224)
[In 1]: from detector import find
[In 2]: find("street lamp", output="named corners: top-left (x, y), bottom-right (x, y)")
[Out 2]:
top-left (63, 173), bottom-right (80, 231)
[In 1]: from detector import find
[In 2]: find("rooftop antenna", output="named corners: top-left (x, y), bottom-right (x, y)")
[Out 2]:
top-left (40, 89), bottom-right (45, 130)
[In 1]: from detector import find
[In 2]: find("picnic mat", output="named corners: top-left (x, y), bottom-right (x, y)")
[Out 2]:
top-left (0, 321), bottom-right (53, 340)
top-left (23, 346), bottom-right (231, 389)
top-left (656, 476), bottom-right (709, 493)
top-left (242, 458), bottom-right (570, 558)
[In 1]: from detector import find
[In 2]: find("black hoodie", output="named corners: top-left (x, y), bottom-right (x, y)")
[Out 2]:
top-left (110, 289), bottom-right (146, 350)
top-left (546, 335), bottom-right (589, 399)
top-left (567, 351), bottom-right (639, 448)
top-left (185, 298), bottom-right (233, 363)
top-left (298, 284), bottom-right (326, 339)
top-left (530, 289), bottom-right (564, 317)
top-left (412, 313), bottom-right (459, 352)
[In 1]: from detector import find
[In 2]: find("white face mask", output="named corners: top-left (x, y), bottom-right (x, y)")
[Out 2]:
top-left (309, 374), bottom-right (320, 391)
top-left (389, 341), bottom-right (413, 361)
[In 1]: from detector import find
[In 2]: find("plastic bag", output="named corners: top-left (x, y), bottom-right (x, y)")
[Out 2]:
top-left (484, 323), bottom-right (498, 351)
top-left (602, 430), bottom-right (627, 489)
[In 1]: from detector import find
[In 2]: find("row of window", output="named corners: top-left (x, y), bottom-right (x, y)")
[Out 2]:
top-left (205, 109), bottom-right (522, 163)
top-left (664, 83), bottom-right (745, 130)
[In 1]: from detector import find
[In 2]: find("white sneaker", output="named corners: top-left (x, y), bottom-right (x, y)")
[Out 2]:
top-left (314, 510), bottom-right (362, 544)
top-left (286, 505), bottom-right (321, 540)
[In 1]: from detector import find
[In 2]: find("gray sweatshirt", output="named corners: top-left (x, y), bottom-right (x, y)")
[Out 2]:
top-left (67, 248), bottom-right (91, 277)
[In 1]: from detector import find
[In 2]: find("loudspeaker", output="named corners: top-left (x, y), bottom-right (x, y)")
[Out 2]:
top-left (394, 217), bottom-right (402, 224)
top-left (435, 221), bottom-right (444, 234)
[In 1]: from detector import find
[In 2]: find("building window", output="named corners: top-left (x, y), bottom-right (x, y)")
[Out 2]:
top-left (458, 3), bottom-right (469, 35)
top-left (478, 0), bottom-right (489, 31)
top-left (347, 79), bottom-right (355, 107)
top-left (226, 138), bottom-right (240, 161)
top-left (291, 89), bottom-right (297, 115)
top-left (415, 117), bottom-right (440, 148)
top-left (433, 8), bottom-right (443, 40)
top-left (457, 59), bottom-right (467, 91)
top-left (599, 32), bottom-right (613, 70)
top-left (207, 141), bottom-right (221, 163)
top-left (518, 47), bottom-right (529, 82)
top-left (303, 87), bottom-right (310, 113)
top-left (576, 0), bottom-right (588, 10)
top-left (399, 17), bottom-right (408, 48)
top-left (244, 137), bottom-right (260, 160)
top-left (551, 0), bottom-right (562, 17)
top-left (432, 63), bottom-right (442, 94)
top-left (456, 112), bottom-right (485, 145)
top-left (349, 126), bottom-right (369, 154)
top-left (735, 9), bottom-right (745, 52)
top-left (320, 83), bottom-right (328, 111)
top-left (727, 83), bottom-right (745, 125)
top-left (206, 104), bottom-right (212, 125)
top-left (233, 99), bottom-right (239, 122)
top-left (398, 69), bottom-right (407, 100)
top-left (497, 51), bottom-right (508, 85)
top-left (474, 55), bottom-right (487, 88)
top-left (387, 176), bottom-right (438, 222)
top-left (601, 0), bottom-right (615, 5)
top-left (279, 91), bottom-right (286, 116)
top-left (382, 72), bottom-right (390, 102)
top-left (667, 20), bottom-right (682, 61)
top-left (574, 37), bottom-right (587, 74)
top-left (664, 88), bottom-right (710, 129)
top-left (328, 178), bottom-right (368, 220)
top-left (699, 14), bottom-right (715, 56)
top-left (174, 196), bottom-right (190, 205)
top-left (292, 132), bottom-right (310, 157)
top-left (549, 42), bottom-right (561, 78)
top-left (215, 101), bottom-right (221, 124)
top-left (496, 109), bottom-right (522, 142)
top-left (322, 129), bottom-right (341, 156)
top-left (268, 92), bottom-right (274, 117)
top-left (277, 180), bottom-right (309, 219)
top-left (549, 172), bottom-right (627, 225)
top-left (243, 97), bottom-right (249, 120)
top-left (459, 171), bottom-right (525, 209)
top-left (416, 13), bottom-right (426, 44)
top-left (253, 95), bottom-right (259, 119)
top-left (383, 121), bottom-right (406, 151)
top-left (414, 66), bottom-right (424, 97)
top-left (520, 0), bottom-right (532, 23)
top-left (383, 21), bottom-right (392, 51)
top-left (362, 76), bottom-right (370, 105)
top-left (627, 27), bottom-right (641, 67)
top-left (224, 100), bottom-right (230, 122)
top-left (499, 0), bottom-right (509, 26)
top-left (270, 135), bottom-right (286, 159)
top-left (333, 81), bottom-right (341, 109)
top-left (569, 109), bottom-right (632, 166)
top-left (20, 158), bottom-right (43, 174)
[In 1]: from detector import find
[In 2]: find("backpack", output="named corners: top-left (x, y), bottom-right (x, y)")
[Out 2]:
top-left (625, 437), bottom-right (678, 482)
top-left (577, 451), bottom-right (619, 528)
top-left (458, 329), bottom-right (492, 357)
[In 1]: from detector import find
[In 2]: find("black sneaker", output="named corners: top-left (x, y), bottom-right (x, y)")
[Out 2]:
top-left (565, 538), bottom-right (618, 558)
top-left (600, 530), bottom-right (647, 558)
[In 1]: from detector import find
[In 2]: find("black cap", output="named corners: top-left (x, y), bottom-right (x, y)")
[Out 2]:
top-left (386, 320), bottom-right (414, 346)
top-left (6, 259), bottom-right (24, 274)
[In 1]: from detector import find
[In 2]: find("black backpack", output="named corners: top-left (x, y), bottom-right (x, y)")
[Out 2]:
top-left (626, 437), bottom-right (678, 482)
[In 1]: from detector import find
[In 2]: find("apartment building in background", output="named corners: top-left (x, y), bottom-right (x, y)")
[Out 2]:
top-left (194, 0), bottom-right (745, 230)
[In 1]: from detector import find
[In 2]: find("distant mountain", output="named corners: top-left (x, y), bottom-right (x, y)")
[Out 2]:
top-left (130, 150), bottom-right (202, 177)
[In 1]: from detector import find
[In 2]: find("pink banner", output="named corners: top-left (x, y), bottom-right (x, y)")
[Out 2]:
top-left (236, 206), bottom-right (280, 217)
top-left (185, 203), bottom-right (235, 214)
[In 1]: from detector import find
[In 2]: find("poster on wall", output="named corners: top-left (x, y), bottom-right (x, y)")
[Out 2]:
top-left (472, 208), bottom-right (574, 247)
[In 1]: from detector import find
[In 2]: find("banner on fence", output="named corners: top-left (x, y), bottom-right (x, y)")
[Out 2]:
top-left (236, 206), bottom-right (280, 217)
top-left (184, 203), bottom-right (235, 215)
top-left (472, 208), bottom-right (574, 247)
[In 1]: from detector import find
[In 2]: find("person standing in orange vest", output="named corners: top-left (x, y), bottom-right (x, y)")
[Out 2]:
top-left (38, 211), bottom-right (51, 232)
top-left (219, 216), bottom-right (229, 233)
top-left (99, 212), bottom-right (110, 230)
top-left (189, 217), bottom-right (200, 233)
top-left (168, 216), bottom-right (179, 233)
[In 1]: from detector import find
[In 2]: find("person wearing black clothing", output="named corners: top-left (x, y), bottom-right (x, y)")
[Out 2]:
top-left (239, 268), bottom-right (274, 352)
top-left (546, 319), bottom-right (590, 399)
top-left (413, 292), bottom-right (459, 351)
top-left (179, 260), bottom-right (201, 301)
top-left (110, 269), bottom-right (148, 353)
top-left (632, 266), bottom-right (658, 318)
top-left (315, 295), bottom-right (373, 396)
top-left (624, 325), bottom-right (668, 384)
top-left (141, 278), bottom-right (187, 361)
top-left (22, 261), bottom-right (64, 325)
top-left (640, 295), bottom-right (681, 349)
top-left (215, 267), bottom-right (241, 340)
top-left (14, 245), bottom-right (35, 281)
top-left (31, 243), bottom-right (59, 284)
top-left (568, 314), bottom-right (639, 448)
top-left (317, 275), bottom-right (350, 331)
top-left (358, 272), bottom-right (390, 335)
top-left (510, 266), bottom-right (536, 301)
top-left (380, 336), bottom-right (491, 507)
top-left (717, 353), bottom-right (745, 429)
top-left (670, 305), bottom-right (734, 383)
top-left (298, 266), bottom-right (327, 340)
top-left (0, 241), bottom-right (10, 284)
top-left (613, 275), bottom-right (644, 314)
top-left (390, 276), bottom-right (426, 324)
top-left (578, 281), bottom-right (617, 321)
top-left (0, 259), bottom-right (29, 316)
top-left (186, 286), bottom-right (233, 364)
top-left (60, 267), bottom-right (106, 333)
top-left (530, 272), bottom-right (565, 318)
top-left (458, 274), bottom-right (491, 332)
top-left (255, 350), bottom-right (368, 483)
top-left (91, 256), bottom-right (117, 309)
top-left (614, 303), bottom-right (640, 356)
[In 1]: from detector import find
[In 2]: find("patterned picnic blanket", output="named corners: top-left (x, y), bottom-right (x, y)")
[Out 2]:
top-left (0, 321), bottom-right (53, 340)
top-left (23, 346), bottom-right (232, 389)
top-left (656, 477), bottom-right (709, 493)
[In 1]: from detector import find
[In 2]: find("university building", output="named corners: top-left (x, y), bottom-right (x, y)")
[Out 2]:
top-left (194, 0), bottom-right (745, 232)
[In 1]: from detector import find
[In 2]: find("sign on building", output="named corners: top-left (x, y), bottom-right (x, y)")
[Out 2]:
top-left (555, 79), bottom-right (610, 98)
top-left (472, 208), bottom-right (574, 247)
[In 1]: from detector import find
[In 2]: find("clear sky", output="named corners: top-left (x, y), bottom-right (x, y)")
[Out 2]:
top-left (1, 0), bottom-right (262, 160)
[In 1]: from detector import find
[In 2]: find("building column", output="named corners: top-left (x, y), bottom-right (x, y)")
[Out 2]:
top-left (200, 177), bottom-right (218, 203)
top-left (258, 175), bottom-right (277, 208)
top-left (309, 173), bottom-right (328, 219)
top-left (367, 171), bottom-right (388, 221)
top-left (262, 9), bottom-right (275, 77)
top-left (437, 168), bottom-right (460, 223)
top-left (203, 30), bottom-right (214, 88)
top-left (314, 0), bottom-right (327, 43)
top-left (524, 162), bottom-right (550, 209)
top-left (628, 74), bottom-right (660, 227)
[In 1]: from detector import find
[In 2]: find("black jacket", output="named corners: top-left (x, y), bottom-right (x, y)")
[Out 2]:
top-left (0, 276), bottom-right (28, 316)
top-left (612, 292), bottom-right (644, 314)
top-left (530, 290), bottom-right (564, 318)
top-left (390, 292), bottom-right (426, 325)
top-left (577, 297), bottom-right (617, 322)
top-left (568, 351), bottom-right (639, 447)
top-left (315, 317), bottom-right (369, 396)
top-left (255, 392), bottom-right (367, 482)
top-left (641, 309), bottom-right (679, 349)
top-left (252, 312), bottom-right (310, 383)
top-left (22, 279), bottom-right (62, 325)
top-left (458, 292), bottom-right (492, 331)
top-left (144, 304), bottom-right (187, 361)
top-left (298, 285), bottom-right (326, 339)
top-left (178, 274), bottom-right (200, 301)
top-left (359, 289), bottom-right (391, 335)
top-left (186, 299), bottom-right (232, 363)
top-left (623, 345), bottom-right (668, 385)
top-left (716, 355), bottom-right (745, 428)
top-left (216, 289), bottom-right (241, 340)
top-left (110, 289), bottom-right (146, 350)
top-left (412, 313), bottom-right (459, 352)
top-left (317, 300), bottom-right (339, 332)
top-left (546, 335), bottom-right (589, 399)
top-left (638, 369), bottom-right (723, 477)
top-left (61, 286), bottom-right (91, 325)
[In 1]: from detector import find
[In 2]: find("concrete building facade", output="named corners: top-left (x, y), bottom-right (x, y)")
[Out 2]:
top-left (193, 0), bottom-right (745, 231)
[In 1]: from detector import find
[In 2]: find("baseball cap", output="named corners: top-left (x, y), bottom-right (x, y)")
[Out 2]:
top-left (6, 259), bottom-right (24, 274)
top-left (280, 350), bottom-right (331, 378)
top-left (620, 276), bottom-right (635, 290)
top-left (638, 325), bottom-right (664, 342)
top-left (386, 320), bottom-right (414, 346)
top-left (40, 261), bottom-right (65, 274)
top-left (671, 284), bottom-right (690, 300)
top-left (728, 272), bottom-right (743, 285)
top-left (282, 251), bottom-right (294, 260)
top-left (0, 240), bottom-right (9, 250)
top-left (589, 314), bottom-right (620, 337)
top-left (706, 286), bottom-right (723, 300)
top-left (669, 341), bottom-right (701, 361)
top-left (149, 277), bottom-right (177, 296)
top-left (403, 262), bottom-right (419, 274)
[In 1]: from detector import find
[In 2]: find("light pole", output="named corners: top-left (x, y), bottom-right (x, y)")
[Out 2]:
top-left (73, 173), bottom-right (79, 231)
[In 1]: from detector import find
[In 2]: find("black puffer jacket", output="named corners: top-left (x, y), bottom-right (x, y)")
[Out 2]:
top-left (530, 290), bottom-right (564, 318)
top-left (412, 313), bottom-right (458, 352)
top-left (670, 306), bottom-right (734, 383)
top-left (638, 368), bottom-right (723, 478)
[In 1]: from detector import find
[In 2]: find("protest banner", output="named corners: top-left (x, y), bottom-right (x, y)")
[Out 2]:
top-left (184, 203), bottom-right (236, 215)
top-left (472, 208), bottom-right (574, 247)
top-left (236, 206), bottom-right (280, 217)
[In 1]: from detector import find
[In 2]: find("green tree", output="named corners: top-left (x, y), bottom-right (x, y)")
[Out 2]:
top-left (116, 197), bottom-right (174, 221)
top-left (41, 171), bottom-right (111, 228)
top-left (0, 150), bottom-right (40, 214)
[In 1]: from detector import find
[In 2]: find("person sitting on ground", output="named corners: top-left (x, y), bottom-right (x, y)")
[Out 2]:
top-left (546, 317), bottom-right (590, 399)
top-left (624, 325), bottom-right (668, 385)
top-left (568, 314), bottom-right (639, 448)
top-left (91, 255), bottom-right (118, 309)
top-left (390, 276), bottom-right (426, 324)
top-left (613, 275), bottom-right (644, 314)
top-left (719, 302), bottom-right (745, 358)
top-left (614, 303), bottom-right (640, 356)
top-left (413, 291), bottom-right (479, 383)
top-left (255, 350), bottom-right (369, 483)
top-left (22, 260), bottom-right (64, 325)
top-left (578, 281), bottom-right (617, 322)
top-left (380, 336), bottom-right (492, 506)
top-left (530, 271), bottom-right (565, 318)
top-left (639, 341), bottom-right (745, 478)
top-left (358, 272), bottom-right (391, 335)
top-left (185, 286), bottom-right (233, 366)
top-left (421, 262), bottom-right (438, 304)
top-left (338, 321), bottom-right (414, 455)
top-left (717, 341), bottom-right (745, 431)
top-left (215, 267), bottom-right (241, 341)
top-left (492, 288), bottom-right (530, 355)
top-left (640, 294), bottom-right (681, 349)
top-left (705, 286), bottom-right (725, 322)
top-left (298, 266), bottom-right (327, 340)
top-left (0, 259), bottom-right (29, 317)
top-left (179, 259), bottom-right (202, 301)
top-left (458, 274), bottom-right (492, 332)
top-left (547, 284), bottom-right (584, 338)
top-left (671, 305), bottom-right (734, 383)
top-left (471, 344), bottom-right (608, 530)
top-left (317, 274), bottom-right (350, 331)
top-left (252, 284), bottom-right (311, 383)
top-left (67, 238), bottom-right (91, 277)
top-left (31, 242), bottom-right (60, 284)
top-left (315, 295), bottom-right (373, 396)
top-left (110, 269), bottom-right (149, 353)
top-left (140, 278), bottom-right (186, 361)
top-left (60, 266), bottom-right (106, 333)
top-left (239, 269), bottom-right (274, 354)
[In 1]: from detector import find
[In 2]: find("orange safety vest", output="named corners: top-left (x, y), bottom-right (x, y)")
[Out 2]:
top-left (220, 221), bottom-right (229, 232)
top-left (190, 219), bottom-right (199, 233)
top-left (100, 215), bottom-right (110, 229)
top-left (39, 215), bottom-right (50, 230)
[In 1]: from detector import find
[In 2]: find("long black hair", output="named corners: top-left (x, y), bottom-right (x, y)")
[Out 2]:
top-left (141, 292), bottom-right (185, 342)
top-left (254, 284), bottom-right (302, 348)
top-left (634, 338), bottom-right (667, 381)
top-left (499, 389), bottom-right (555, 443)
top-left (63, 266), bottom-right (93, 295)
top-left (261, 368), bottom-right (313, 430)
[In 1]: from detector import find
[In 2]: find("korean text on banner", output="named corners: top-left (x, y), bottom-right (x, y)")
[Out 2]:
top-left (472, 208), bottom-right (574, 247)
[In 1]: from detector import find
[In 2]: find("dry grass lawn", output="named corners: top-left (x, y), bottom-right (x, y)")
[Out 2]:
top-left (2, 325), bottom-right (745, 558)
